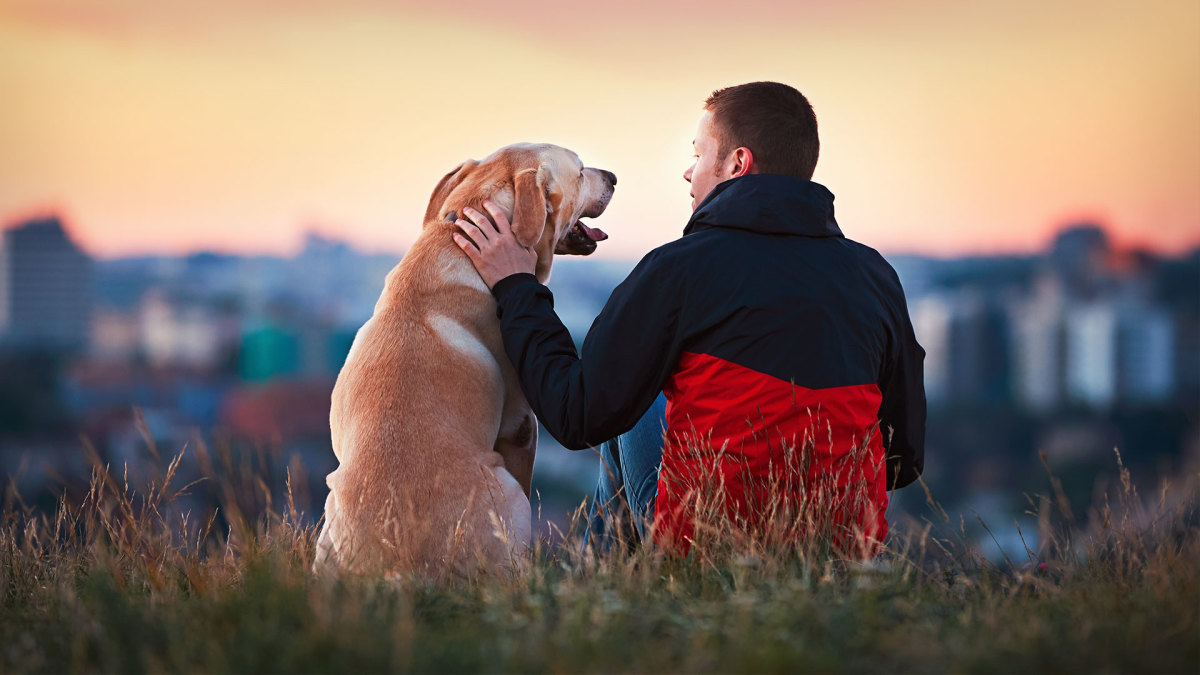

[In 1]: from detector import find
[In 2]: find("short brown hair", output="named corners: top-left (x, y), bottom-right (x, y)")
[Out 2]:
top-left (704, 81), bottom-right (819, 179)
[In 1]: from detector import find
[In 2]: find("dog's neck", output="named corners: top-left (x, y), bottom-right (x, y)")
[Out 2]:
top-left (431, 208), bottom-right (555, 286)
top-left (437, 244), bottom-right (493, 295)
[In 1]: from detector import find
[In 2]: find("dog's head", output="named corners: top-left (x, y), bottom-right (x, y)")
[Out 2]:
top-left (425, 143), bottom-right (615, 274)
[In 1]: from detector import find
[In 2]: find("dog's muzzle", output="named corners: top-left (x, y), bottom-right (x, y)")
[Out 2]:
top-left (556, 220), bottom-right (609, 256)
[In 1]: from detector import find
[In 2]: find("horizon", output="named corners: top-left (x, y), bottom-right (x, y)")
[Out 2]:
top-left (2, 0), bottom-right (1198, 260)
top-left (4, 208), bottom-right (1198, 264)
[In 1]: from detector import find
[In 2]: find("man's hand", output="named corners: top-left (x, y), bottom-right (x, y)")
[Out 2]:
top-left (452, 202), bottom-right (538, 290)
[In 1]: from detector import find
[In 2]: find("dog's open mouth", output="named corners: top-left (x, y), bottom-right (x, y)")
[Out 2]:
top-left (555, 219), bottom-right (609, 256)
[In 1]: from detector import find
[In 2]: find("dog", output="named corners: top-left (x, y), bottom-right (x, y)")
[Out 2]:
top-left (313, 143), bottom-right (615, 579)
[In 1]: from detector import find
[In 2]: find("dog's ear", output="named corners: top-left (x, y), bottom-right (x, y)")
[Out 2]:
top-left (424, 160), bottom-right (477, 226)
top-left (511, 165), bottom-right (550, 248)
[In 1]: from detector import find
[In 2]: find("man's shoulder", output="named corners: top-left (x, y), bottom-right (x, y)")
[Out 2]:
top-left (835, 237), bottom-right (913, 313)
top-left (840, 237), bottom-right (902, 279)
top-left (838, 234), bottom-right (886, 261)
top-left (630, 229), bottom-right (723, 272)
top-left (634, 228), bottom-right (903, 288)
top-left (644, 227), bottom-right (746, 263)
top-left (654, 227), bottom-right (726, 253)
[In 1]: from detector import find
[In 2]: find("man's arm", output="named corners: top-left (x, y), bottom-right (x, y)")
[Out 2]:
top-left (453, 203), bottom-right (682, 449)
top-left (878, 271), bottom-right (927, 490)
top-left (490, 253), bottom-right (681, 449)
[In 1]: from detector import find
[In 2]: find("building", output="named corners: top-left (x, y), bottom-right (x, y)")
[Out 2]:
top-left (0, 216), bottom-right (93, 350)
top-left (911, 290), bottom-right (1013, 407)
top-left (910, 294), bottom-right (952, 406)
top-left (1049, 224), bottom-right (1111, 298)
top-left (1116, 300), bottom-right (1175, 404)
top-left (1011, 276), bottom-right (1068, 411)
top-left (1065, 301), bottom-right (1119, 409)
top-left (138, 290), bottom-right (240, 370)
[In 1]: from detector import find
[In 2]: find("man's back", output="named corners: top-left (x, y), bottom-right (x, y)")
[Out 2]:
top-left (656, 212), bottom-right (901, 392)
top-left (624, 175), bottom-right (925, 553)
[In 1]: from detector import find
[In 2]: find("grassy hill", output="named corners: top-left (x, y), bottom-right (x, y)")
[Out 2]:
top-left (2, 441), bottom-right (1196, 673)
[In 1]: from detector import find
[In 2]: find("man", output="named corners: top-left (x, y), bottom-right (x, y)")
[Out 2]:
top-left (452, 81), bottom-right (925, 557)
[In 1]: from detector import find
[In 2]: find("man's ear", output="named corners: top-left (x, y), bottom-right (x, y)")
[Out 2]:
top-left (511, 165), bottom-right (550, 247)
top-left (424, 160), bottom-right (478, 225)
top-left (729, 147), bottom-right (755, 177)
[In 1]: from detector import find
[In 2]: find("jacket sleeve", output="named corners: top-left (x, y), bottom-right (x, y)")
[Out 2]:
top-left (877, 269), bottom-right (927, 490)
top-left (491, 251), bottom-right (682, 449)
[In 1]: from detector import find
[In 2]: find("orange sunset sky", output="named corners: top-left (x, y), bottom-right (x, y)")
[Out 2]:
top-left (2, 0), bottom-right (1198, 260)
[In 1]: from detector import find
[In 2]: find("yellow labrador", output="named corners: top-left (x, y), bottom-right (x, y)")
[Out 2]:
top-left (314, 143), bottom-right (615, 579)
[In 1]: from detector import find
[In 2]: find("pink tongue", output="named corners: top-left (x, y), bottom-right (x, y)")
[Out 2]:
top-left (578, 221), bottom-right (608, 241)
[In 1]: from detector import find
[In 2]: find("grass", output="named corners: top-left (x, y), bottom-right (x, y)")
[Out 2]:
top-left (1, 428), bottom-right (1197, 674)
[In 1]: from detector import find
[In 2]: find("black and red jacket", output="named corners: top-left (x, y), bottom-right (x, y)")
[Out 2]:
top-left (492, 174), bottom-right (925, 553)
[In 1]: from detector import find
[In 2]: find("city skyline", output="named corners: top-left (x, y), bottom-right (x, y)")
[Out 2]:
top-left (5, 212), bottom-right (1193, 411)
top-left (2, 0), bottom-right (1198, 259)
top-left (5, 208), bottom-right (1199, 263)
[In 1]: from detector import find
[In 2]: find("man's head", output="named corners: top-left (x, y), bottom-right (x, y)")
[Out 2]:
top-left (684, 81), bottom-right (820, 211)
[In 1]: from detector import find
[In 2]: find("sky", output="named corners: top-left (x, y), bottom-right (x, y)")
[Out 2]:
top-left (1, 0), bottom-right (1198, 260)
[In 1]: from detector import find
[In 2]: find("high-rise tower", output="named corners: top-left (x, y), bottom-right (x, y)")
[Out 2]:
top-left (0, 216), bottom-right (93, 350)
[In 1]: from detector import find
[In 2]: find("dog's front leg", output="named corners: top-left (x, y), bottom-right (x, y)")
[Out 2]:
top-left (494, 411), bottom-right (536, 498)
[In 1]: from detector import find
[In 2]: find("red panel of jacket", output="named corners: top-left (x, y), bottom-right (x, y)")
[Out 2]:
top-left (656, 351), bottom-right (889, 556)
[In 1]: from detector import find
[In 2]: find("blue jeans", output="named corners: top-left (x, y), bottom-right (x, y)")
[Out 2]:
top-left (585, 393), bottom-right (667, 552)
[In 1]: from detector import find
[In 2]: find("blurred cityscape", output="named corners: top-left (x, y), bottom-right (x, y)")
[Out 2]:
top-left (1, 214), bottom-right (1197, 555)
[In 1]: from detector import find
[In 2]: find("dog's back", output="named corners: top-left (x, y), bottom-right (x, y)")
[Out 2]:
top-left (313, 143), bottom-right (615, 580)
top-left (315, 234), bottom-right (528, 579)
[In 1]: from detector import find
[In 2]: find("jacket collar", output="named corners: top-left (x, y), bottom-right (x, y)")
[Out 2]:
top-left (683, 174), bottom-right (843, 238)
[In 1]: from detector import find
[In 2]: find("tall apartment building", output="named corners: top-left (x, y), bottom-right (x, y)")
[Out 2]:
top-left (1012, 277), bottom-right (1068, 411)
top-left (1065, 301), bottom-right (1119, 409)
top-left (0, 216), bottom-right (93, 350)
top-left (911, 290), bottom-right (1012, 407)
top-left (1116, 300), bottom-right (1175, 403)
